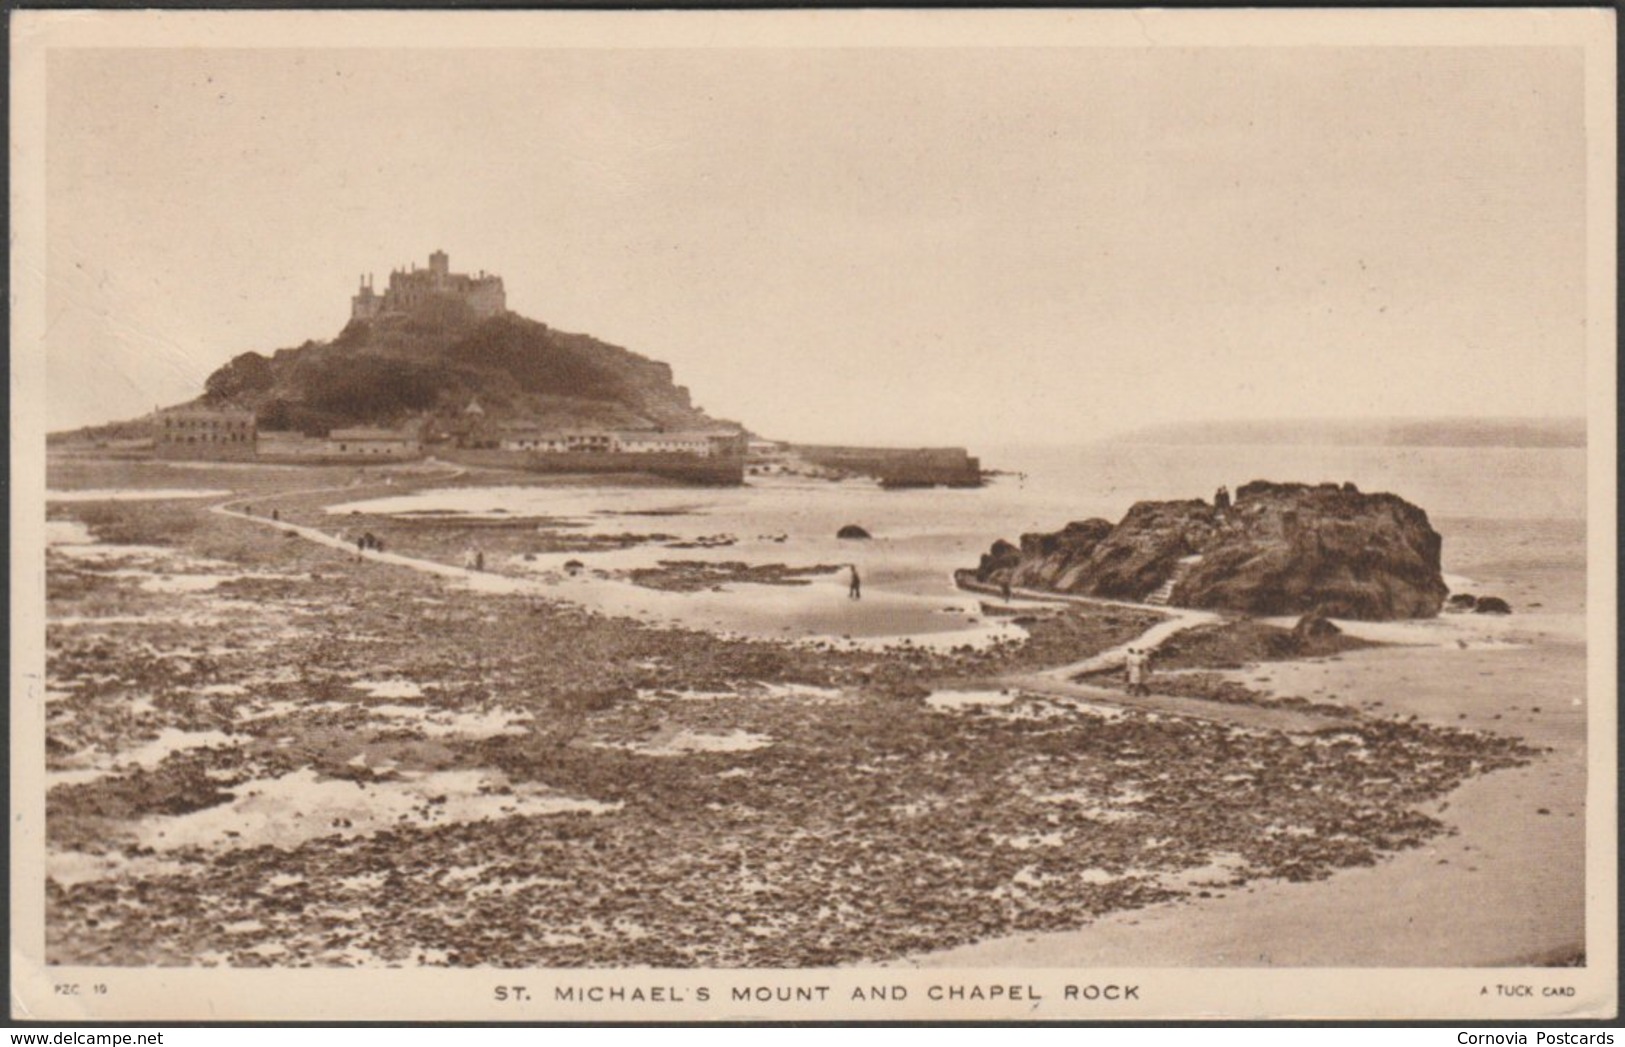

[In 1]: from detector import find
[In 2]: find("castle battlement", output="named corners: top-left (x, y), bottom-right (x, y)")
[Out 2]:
top-left (351, 250), bottom-right (506, 322)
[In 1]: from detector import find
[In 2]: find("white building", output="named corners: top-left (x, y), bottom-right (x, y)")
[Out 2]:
top-left (497, 430), bottom-right (614, 453)
top-left (327, 427), bottom-right (423, 458)
top-left (499, 430), bottom-right (573, 453)
top-left (497, 428), bottom-right (743, 457)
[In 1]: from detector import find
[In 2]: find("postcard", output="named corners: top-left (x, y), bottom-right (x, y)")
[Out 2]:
top-left (10, 7), bottom-right (1616, 1022)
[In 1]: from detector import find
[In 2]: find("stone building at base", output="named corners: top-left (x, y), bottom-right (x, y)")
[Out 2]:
top-left (326, 428), bottom-right (423, 459)
top-left (153, 407), bottom-right (257, 461)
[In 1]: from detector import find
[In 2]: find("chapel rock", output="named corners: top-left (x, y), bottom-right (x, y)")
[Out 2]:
top-left (960, 480), bottom-right (1448, 621)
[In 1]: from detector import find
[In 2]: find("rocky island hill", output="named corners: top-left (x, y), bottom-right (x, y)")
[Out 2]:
top-left (55, 251), bottom-right (986, 489)
top-left (204, 264), bottom-right (735, 438)
top-left (61, 251), bottom-right (740, 444)
top-left (961, 480), bottom-right (1449, 620)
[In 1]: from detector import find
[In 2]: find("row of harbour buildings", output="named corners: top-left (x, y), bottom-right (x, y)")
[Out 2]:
top-left (152, 405), bottom-right (748, 464)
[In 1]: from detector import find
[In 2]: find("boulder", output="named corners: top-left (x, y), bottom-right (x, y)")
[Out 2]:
top-left (976, 539), bottom-right (1023, 581)
top-left (836, 524), bottom-right (872, 540)
top-left (1291, 611), bottom-right (1342, 645)
top-left (1447, 593), bottom-right (1478, 611)
top-left (965, 480), bottom-right (1448, 620)
top-left (1473, 596), bottom-right (1512, 615)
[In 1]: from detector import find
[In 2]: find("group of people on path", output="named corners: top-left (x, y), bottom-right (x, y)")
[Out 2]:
top-left (353, 531), bottom-right (384, 559)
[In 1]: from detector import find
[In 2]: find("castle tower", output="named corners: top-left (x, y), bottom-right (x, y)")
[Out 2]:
top-left (351, 273), bottom-right (382, 321)
top-left (429, 250), bottom-right (449, 279)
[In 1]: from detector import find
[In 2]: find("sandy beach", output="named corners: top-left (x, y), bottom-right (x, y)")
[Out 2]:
top-left (36, 455), bottom-right (1586, 969)
top-left (904, 641), bottom-right (1585, 967)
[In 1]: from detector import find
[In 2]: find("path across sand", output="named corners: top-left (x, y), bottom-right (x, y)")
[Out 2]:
top-left (959, 578), bottom-right (1218, 669)
top-left (959, 578), bottom-right (1253, 725)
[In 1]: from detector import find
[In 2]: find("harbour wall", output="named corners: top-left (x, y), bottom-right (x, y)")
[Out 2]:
top-left (792, 444), bottom-right (982, 488)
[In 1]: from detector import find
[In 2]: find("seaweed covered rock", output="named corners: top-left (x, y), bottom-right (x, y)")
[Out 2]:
top-left (1290, 611), bottom-right (1342, 645)
top-left (968, 519), bottom-right (1115, 593)
top-left (963, 480), bottom-right (1448, 620)
top-left (1281, 612), bottom-right (1366, 655)
top-left (976, 538), bottom-right (1023, 579)
top-left (836, 524), bottom-right (872, 540)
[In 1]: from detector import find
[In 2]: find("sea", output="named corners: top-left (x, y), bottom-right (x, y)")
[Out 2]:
top-left (329, 441), bottom-right (1589, 642)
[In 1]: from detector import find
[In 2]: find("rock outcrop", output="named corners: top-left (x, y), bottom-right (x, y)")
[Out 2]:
top-left (1290, 611), bottom-right (1342, 645)
top-left (1446, 593), bottom-right (1513, 615)
top-left (960, 480), bottom-right (1448, 620)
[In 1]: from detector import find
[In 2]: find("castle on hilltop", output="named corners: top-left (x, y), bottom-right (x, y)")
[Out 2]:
top-left (350, 250), bottom-right (506, 322)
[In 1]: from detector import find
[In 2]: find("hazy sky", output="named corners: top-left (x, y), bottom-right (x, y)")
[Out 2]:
top-left (43, 42), bottom-right (1589, 443)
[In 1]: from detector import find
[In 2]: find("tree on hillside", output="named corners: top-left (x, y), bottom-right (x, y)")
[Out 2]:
top-left (204, 352), bottom-right (274, 402)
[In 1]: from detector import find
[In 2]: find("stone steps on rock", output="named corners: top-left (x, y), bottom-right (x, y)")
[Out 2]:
top-left (1144, 554), bottom-right (1203, 606)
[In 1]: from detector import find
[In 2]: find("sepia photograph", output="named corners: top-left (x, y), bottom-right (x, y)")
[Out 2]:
top-left (9, 8), bottom-right (1617, 1022)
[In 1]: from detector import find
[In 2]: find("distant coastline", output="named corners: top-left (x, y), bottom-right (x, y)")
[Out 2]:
top-left (1107, 416), bottom-right (1585, 450)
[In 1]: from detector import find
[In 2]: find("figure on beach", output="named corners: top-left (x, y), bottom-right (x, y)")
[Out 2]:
top-left (355, 533), bottom-right (366, 561)
top-left (464, 546), bottom-right (484, 572)
top-left (1125, 647), bottom-right (1151, 696)
top-left (1002, 577), bottom-right (1013, 603)
top-left (271, 508), bottom-right (280, 522)
top-left (848, 565), bottom-right (862, 600)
